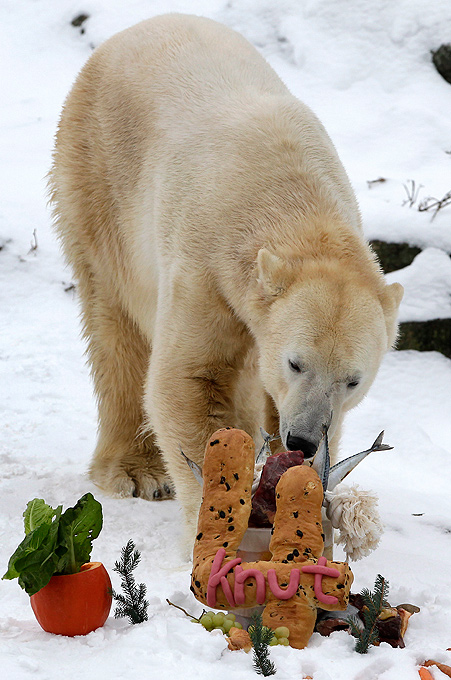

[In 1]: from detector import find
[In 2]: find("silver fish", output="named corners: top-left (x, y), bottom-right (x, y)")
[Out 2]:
top-left (255, 427), bottom-right (280, 466)
top-left (179, 447), bottom-right (203, 487)
top-left (311, 427), bottom-right (331, 493)
top-left (327, 431), bottom-right (393, 491)
top-left (252, 463), bottom-right (264, 496)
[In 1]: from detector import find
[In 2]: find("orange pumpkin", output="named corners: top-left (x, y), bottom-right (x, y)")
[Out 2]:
top-left (30, 562), bottom-right (112, 636)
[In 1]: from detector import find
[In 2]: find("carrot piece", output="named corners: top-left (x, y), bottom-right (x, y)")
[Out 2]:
top-left (418, 667), bottom-right (434, 680)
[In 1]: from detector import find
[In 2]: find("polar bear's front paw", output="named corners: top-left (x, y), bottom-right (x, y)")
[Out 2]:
top-left (89, 446), bottom-right (174, 501)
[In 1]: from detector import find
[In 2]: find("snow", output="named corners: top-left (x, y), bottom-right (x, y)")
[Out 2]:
top-left (386, 248), bottom-right (451, 322)
top-left (1, 1), bottom-right (451, 678)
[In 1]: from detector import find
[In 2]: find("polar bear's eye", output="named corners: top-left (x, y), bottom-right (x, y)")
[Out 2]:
top-left (288, 359), bottom-right (302, 373)
top-left (347, 380), bottom-right (360, 389)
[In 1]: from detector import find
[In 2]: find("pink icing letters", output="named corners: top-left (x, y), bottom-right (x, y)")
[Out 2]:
top-left (267, 568), bottom-right (300, 599)
top-left (207, 548), bottom-right (241, 607)
top-left (206, 549), bottom-right (342, 608)
top-left (234, 565), bottom-right (267, 605)
top-left (301, 556), bottom-right (340, 605)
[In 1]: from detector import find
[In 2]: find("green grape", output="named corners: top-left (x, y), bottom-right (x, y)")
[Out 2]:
top-left (223, 619), bottom-right (234, 633)
top-left (269, 636), bottom-right (279, 646)
top-left (277, 637), bottom-right (290, 646)
top-left (224, 613), bottom-right (236, 622)
top-left (212, 612), bottom-right (226, 628)
top-left (274, 626), bottom-right (290, 639)
top-left (232, 621), bottom-right (243, 630)
top-left (200, 614), bottom-right (214, 631)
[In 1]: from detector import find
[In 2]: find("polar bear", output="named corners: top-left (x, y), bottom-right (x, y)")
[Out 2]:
top-left (49, 14), bottom-right (403, 539)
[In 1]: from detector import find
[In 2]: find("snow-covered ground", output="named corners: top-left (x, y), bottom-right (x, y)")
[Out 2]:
top-left (1, 2), bottom-right (451, 679)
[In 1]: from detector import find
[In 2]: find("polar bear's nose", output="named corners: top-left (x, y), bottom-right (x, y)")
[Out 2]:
top-left (286, 434), bottom-right (317, 459)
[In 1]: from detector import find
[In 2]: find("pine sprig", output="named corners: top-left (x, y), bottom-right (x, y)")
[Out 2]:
top-left (111, 539), bottom-right (149, 624)
top-left (350, 574), bottom-right (390, 654)
top-left (248, 613), bottom-right (277, 677)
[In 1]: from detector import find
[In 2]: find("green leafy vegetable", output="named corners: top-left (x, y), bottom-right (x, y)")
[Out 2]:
top-left (56, 494), bottom-right (103, 575)
top-left (24, 499), bottom-right (60, 535)
top-left (2, 493), bottom-right (103, 596)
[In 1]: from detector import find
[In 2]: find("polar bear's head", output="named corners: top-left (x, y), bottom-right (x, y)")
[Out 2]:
top-left (255, 248), bottom-right (403, 457)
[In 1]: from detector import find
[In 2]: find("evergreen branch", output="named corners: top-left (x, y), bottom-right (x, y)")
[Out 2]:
top-left (350, 574), bottom-right (390, 654)
top-left (248, 613), bottom-right (277, 677)
top-left (348, 614), bottom-right (363, 640)
top-left (373, 574), bottom-right (390, 610)
top-left (355, 618), bottom-right (379, 654)
top-left (111, 539), bottom-right (149, 624)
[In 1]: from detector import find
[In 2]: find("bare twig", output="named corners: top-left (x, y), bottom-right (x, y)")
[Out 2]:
top-left (418, 190), bottom-right (451, 220)
top-left (28, 229), bottom-right (38, 255)
top-left (367, 177), bottom-right (387, 189)
top-left (402, 180), bottom-right (423, 208)
top-left (166, 598), bottom-right (205, 622)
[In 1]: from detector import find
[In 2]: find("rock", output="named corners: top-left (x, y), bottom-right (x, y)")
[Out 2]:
top-left (432, 44), bottom-right (451, 85)
top-left (71, 14), bottom-right (90, 28)
top-left (370, 239), bottom-right (422, 273)
top-left (397, 319), bottom-right (451, 358)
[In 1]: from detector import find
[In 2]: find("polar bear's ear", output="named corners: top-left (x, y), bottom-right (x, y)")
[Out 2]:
top-left (380, 282), bottom-right (404, 348)
top-left (256, 248), bottom-right (296, 298)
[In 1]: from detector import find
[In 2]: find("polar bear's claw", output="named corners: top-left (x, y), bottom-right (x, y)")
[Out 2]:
top-left (89, 444), bottom-right (174, 502)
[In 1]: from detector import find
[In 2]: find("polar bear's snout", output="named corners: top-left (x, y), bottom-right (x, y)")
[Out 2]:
top-left (279, 383), bottom-right (335, 460)
top-left (286, 434), bottom-right (317, 458)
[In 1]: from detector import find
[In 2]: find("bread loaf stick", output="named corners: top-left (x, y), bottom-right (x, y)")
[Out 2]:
top-left (191, 428), bottom-right (255, 604)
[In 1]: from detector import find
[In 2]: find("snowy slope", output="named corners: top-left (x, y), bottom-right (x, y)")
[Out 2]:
top-left (1, 2), bottom-right (451, 679)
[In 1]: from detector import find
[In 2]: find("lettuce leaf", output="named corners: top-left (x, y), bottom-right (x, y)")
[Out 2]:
top-left (56, 493), bottom-right (103, 575)
top-left (23, 499), bottom-right (59, 535)
top-left (2, 493), bottom-right (103, 595)
top-left (3, 507), bottom-right (63, 595)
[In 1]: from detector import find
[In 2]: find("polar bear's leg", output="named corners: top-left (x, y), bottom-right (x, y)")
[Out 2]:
top-left (144, 289), bottom-right (253, 545)
top-left (232, 347), bottom-right (266, 448)
top-left (77, 272), bottom-right (173, 500)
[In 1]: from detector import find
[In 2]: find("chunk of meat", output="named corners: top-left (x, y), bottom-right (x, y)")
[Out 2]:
top-left (249, 450), bottom-right (304, 527)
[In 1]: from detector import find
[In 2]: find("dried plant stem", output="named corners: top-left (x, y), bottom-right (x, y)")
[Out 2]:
top-left (166, 598), bottom-right (203, 621)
